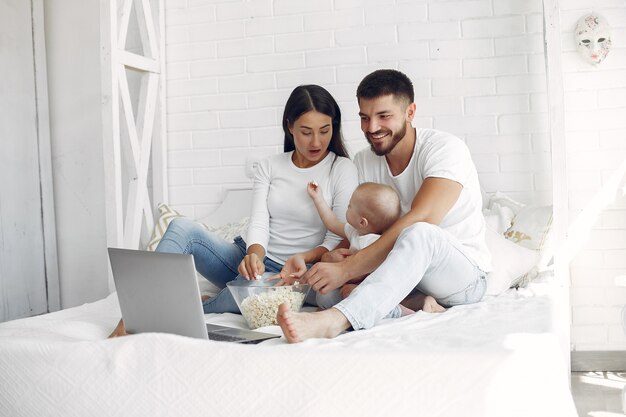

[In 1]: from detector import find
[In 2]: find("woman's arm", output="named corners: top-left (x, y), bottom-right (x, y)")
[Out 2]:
top-left (238, 243), bottom-right (266, 279)
top-left (245, 157), bottom-right (272, 251)
top-left (239, 157), bottom-right (272, 279)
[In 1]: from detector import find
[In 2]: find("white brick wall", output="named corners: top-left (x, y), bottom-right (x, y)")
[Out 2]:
top-left (560, 0), bottom-right (626, 351)
top-left (164, 0), bottom-right (553, 219)
top-left (163, 0), bottom-right (626, 351)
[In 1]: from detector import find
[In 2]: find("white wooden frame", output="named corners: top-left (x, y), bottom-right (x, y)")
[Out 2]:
top-left (101, 0), bottom-right (167, 269)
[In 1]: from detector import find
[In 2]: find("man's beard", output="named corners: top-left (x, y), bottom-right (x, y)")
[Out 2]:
top-left (367, 123), bottom-right (407, 156)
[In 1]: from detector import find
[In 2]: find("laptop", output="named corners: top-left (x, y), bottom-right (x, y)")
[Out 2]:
top-left (107, 247), bottom-right (280, 344)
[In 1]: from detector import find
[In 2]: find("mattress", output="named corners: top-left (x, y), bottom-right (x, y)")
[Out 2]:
top-left (0, 277), bottom-right (576, 417)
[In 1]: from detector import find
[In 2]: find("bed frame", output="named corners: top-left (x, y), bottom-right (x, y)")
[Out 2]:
top-left (198, 188), bottom-right (253, 227)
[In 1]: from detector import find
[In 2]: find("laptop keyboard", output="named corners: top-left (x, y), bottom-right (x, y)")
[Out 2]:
top-left (205, 324), bottom-right (280, 344)
top-left (207, 333), bottom-right (247, 342)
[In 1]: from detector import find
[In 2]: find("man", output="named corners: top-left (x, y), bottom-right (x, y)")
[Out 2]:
top-left (277, 69), bottom-right (492, 342)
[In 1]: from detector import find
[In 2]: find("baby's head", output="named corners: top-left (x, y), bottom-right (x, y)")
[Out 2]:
top-left (346, 182), bottom-right (401, 235)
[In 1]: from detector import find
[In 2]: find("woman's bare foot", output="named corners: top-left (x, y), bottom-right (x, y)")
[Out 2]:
top-left (401, 293), bottom-right (446, 313)
top-left (108, 319), bottom-right (128, 338)
top-left (422, 295), bottom-right (446, 313)
top-left (398, 304), bottom-right (415, 316)
top-left (277, 304), bottom-right (351, 343)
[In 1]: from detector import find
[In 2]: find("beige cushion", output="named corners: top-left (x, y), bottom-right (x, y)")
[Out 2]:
top-left (505, 205), bottom-right (553, 270)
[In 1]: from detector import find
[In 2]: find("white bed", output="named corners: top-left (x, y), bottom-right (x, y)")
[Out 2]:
top-left (0, 189), bottom-right (577, 417)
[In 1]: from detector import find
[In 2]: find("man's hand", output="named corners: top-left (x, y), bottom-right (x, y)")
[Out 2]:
top-left (321, 247), bottom-right (352, 263)
top-left (301, 261), bottom-right (349, 294)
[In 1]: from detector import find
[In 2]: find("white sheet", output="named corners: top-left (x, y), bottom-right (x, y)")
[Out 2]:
top-left (0, 279), bottom-right (576, 417)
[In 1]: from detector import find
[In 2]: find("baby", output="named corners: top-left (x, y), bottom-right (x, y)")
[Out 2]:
top-left (308, 181), bottom-right (443, 317)
top-left (309, 181), bottom-right (399, 252)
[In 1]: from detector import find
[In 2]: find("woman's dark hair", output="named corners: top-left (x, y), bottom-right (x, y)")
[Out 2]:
top-left (356, 69), bottom-right (414, 106)
top-left (282, 85), bottom-right (348, 158)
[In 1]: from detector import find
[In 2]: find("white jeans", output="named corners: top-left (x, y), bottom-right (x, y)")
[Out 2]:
top-left (335, 222), bottom-right (487, 330)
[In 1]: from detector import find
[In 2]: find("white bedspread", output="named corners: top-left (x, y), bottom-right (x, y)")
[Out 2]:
top-left (0, 280), bottom-right (577, 417)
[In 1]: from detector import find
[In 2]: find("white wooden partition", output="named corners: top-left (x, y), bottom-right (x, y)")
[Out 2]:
top-left (0, 0), bottom-right (60, 321)
top-left (101, 0), bottom-right (167, 261)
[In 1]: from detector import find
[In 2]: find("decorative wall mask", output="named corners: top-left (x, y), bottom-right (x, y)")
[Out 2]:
top-left (575, 14), bottom-right (612, 65)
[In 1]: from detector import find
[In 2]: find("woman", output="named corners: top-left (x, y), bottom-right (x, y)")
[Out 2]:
top-left (155, 84), bottom-right (358, 314)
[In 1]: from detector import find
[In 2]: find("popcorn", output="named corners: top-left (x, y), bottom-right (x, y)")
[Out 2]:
top-left (239, 287), bottom-right (306, 329)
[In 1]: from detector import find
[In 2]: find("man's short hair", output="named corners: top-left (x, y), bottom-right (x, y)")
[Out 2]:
top-left (356, 69), bottom-right (414, 105)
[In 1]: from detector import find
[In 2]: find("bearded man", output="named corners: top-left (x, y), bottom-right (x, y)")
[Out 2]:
top-left (278, 69), bottom-right (492, 343)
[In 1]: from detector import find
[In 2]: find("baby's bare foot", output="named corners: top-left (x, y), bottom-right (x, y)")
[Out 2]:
top-left (108, 319), bottom-right (128, 338)
top-left (277, 304), bottom-right (350, 343)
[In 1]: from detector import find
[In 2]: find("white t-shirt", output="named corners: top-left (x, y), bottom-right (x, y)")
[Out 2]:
top-left (354, 128), bottom-right (492, 272)
top-left (247, 151), bottom-right (358, 264)
top-left (344, 224), bottom-right (380, 252)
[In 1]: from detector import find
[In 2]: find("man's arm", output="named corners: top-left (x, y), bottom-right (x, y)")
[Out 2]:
top-left (302, 177), bottom-right (463, 293)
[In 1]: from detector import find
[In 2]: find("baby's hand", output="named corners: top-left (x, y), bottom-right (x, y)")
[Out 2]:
top-left (307, 181), bottom-right (322, 200)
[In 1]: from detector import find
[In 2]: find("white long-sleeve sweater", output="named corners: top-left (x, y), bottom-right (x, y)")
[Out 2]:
top-left (246, 151), bottom-right (358, 264)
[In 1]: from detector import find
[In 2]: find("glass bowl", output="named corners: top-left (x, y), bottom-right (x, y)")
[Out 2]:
top-left (226, 279), bottom-right (310, 329)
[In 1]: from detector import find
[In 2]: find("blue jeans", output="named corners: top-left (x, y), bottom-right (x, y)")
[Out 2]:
top-left (155, 217), bottom-right (284, 314)
top-left (335, 222), bottom-right (487, 330)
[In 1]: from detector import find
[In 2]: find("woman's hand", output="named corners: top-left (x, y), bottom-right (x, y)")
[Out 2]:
top-left (270, 254), bottom-right (307, 286)
top-left (238, 253), bottom-right (265, 279)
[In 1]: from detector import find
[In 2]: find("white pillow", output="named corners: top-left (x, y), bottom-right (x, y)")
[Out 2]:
top-left (205, 217), bottom-right (250, 243)
top-left (484, 191), bottom-right (554, 286)
top-left (483, 203), bottom-right (515, 234)
top-left (484, 227), bottom-right (540, 296)
top-left (487, 191), bottom-right (526, 213)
